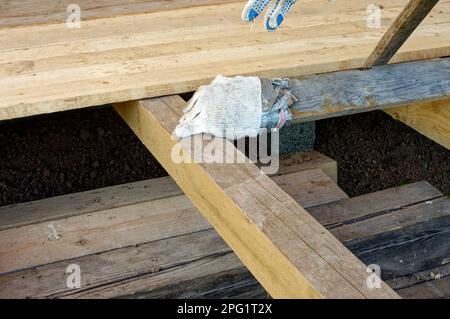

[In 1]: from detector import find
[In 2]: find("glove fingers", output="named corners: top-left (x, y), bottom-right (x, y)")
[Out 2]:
top-left (242, 0), bottom-right (271, 22)
top-left (264, 0), bottom-right (297, 31)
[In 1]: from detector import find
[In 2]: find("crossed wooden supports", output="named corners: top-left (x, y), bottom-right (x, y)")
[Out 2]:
top-left (113, 0), bottom-right (447, 298)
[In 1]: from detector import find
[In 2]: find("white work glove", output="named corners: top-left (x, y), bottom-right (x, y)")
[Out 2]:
top-left (242, 0), bottom-right (298, 31)
top-left (175, 75), bottom-right (262, 140)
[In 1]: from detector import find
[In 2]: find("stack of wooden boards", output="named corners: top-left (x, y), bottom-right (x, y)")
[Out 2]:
top-left (1, 0), bottom-right (450, 120)
top-left (0, 151), bottom-right (448, 298)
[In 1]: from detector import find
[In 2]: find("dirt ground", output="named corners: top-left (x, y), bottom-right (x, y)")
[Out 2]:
top-left (0, 106), bottom-right (448, 207)
top-left (315, 111), bottom-right (450, 197)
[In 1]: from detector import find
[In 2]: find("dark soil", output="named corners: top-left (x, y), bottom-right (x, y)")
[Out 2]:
top-left (0, 106), bottom-right (167, 207)
top-left (0, 106), bottom-right (448, 207)
top-left (315, 111), bottom-right (450, 197)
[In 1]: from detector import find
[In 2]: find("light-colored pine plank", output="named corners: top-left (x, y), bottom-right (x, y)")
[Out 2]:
top-left (333, 197), bottom-right (450, 242)
top-left (266, 151), bottom-right (338, 183)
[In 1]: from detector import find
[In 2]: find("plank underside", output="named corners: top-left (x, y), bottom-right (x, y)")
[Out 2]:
top-left (1, 0), bottom-right (450, 120)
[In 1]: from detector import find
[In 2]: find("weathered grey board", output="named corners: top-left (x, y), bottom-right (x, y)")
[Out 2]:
top-left (290, 58), bottom-right (450, 123)
top-left (387, 261), bottom-right (450, 291)
top-left (346, 210), bottom-right (450, 279)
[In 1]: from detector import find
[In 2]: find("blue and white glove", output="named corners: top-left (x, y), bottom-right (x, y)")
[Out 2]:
top-left (242, 0), bottom-right (297, 31)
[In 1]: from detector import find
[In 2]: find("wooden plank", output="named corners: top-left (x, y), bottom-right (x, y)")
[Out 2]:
top-left (364, 0), bottom-right (440, 67)
top-left (387, 262), bottom-right (450, 291)
top-left (0, 167), bottom-right (343, 274)
top-left (384, 99), bottom-right (450, 150)
top-left (113, 95), bottom-right (398, 299)
top-left (289, 58), bottom-right (450, 123)
top-left (0, 166), bottom-right (346, 298)
top-left (0, 151), bottom-right (337, 231)
top-left (342, 198), bottom-right (450, 279)
top-left (0, 177), bottom-right (179, 231)
top-left (396, 276), bottom-right (450, 299)
top-left (0, 229), bottom-right (236, 299)
top-left (2, 183), bottom-right (446, 299)
top-left (269, 151), bottom-right (338, 183)
top-left (1, 0), bottom-right (450, 120)
top-left (271, 169), bottom-right (348, 208)
top-left (0, 0), bottom-right (240, 28)
top-left (0, 195), bottom-right (211, 273)
top-left (308, 182), bottom-right (443, 227)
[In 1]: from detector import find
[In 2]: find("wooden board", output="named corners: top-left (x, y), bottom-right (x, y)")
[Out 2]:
top-left (289, 58), bottom-right (450, 123)
top-left (113, 95), bottom-right (398, 298)
top-left (307, 181), bottom-right (443, 227)
top-left (270, 151), bottom-right (338, 183)
top-left (364, 0), bottom-right (441, 67)
top-left (0, 179), bottom-right (446, 299)
top-left (0, 0), bottom-right (239, 28)
top-left (271, 169), bottom-right (348, 208)
top-left (0, 151), bottom-right (336, 231)
top-left (384, 99), bottom-right (450, 150)
top-left (1, 0), bottom-right (450, 120)
top-left (0, 157), bottom-right (341, 274)
top-left (0, 165), bottom-right (346, 298)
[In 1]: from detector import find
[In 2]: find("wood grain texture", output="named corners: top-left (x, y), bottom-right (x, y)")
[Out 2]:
top-left (0, 194), bottom-right (212, 273)
top-left (0, 177), bottom-right (180, 231)
top-left (0, 163), bottom-right (342, 276)
top-left (364, 0), bottom-right (441, 67)
top-left (308, 182), bottom-right (443, 227)
top-left (0, 0), bottom-right (240, 28)
top-left (271, 169), bottom-right (348, 208)
top-left (384, 99), bottom-right (450, 150)
top-left (0, 0), bottom-right (450, 120)
top-left (345, 202), bottom-right (450, 279)
top-left (397, 277), bottom-right (450, 299)
top-left (1, 177), bottom-right (446, 299)
top-left (268, 151), bottom-right (338, 183)
top-left (0, 151), bottom-right (336, 231)
top-left (113, 95), bottom-right (398, 299)
top-left (290, 58), bottom-right (450, 123)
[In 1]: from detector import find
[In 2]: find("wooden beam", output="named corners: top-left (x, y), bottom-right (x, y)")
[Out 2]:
top-left (289, 58), bottom-right (450, 123)
top-left (1, 0), bottom-right (450, 121)
top-left (384, 99), bottom-right (450, 150)
top-left (113, 95), bottom-right (399, 299)
top-left (364, 0), bottom-right (440, 68)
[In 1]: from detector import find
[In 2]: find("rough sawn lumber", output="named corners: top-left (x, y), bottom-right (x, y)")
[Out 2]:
top-left (113, 95), bottom-right (399, 299)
